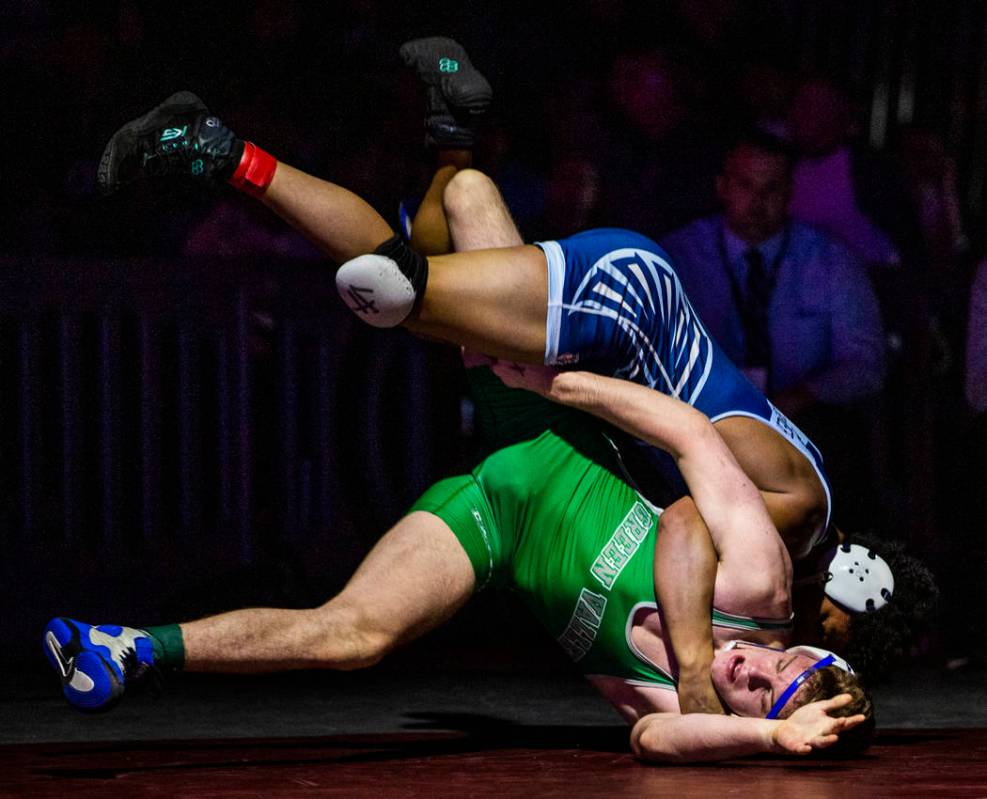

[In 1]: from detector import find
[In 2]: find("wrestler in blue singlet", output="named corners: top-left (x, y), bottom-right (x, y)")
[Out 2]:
top-left (537, 228), bottom-right (833, 540)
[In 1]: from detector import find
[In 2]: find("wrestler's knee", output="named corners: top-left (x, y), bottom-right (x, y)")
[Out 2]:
top-left (444, 169), bottom-right (522, 250)
top-left (443, 169), bottom-right (500, 219)
top-left (335, 235), bottom-right (426, 328)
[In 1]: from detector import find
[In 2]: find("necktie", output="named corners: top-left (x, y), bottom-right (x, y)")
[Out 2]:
top-left (742, 248), bottom-right (773, 370)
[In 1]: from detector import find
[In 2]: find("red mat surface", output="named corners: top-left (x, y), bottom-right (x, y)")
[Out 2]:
top-left (3, 728), bottom-right (987, 798)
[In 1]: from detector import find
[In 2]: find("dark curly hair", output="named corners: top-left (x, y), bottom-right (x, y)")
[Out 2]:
top-left (841, 532), bottom-right (939, 681)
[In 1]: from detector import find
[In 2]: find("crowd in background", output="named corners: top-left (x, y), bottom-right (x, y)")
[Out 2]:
top-left (2, 1), bottom-right (986, 665)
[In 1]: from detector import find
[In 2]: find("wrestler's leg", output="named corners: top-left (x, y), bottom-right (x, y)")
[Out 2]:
top-left (257, 161), bottom-right (394, 265)
top-left (45, 512), bottom-right (476, 709)
top-left (96, 90), bottom-right (398, 266)
top-left (402, 167), bottom-right (542, 361)
top-left (410, 151), bottom-right (473, 255)
top-left (390, 36), bottom-right (540, 355)
top-left (98, 93), bottom-right (546, 362)
top-left (405, 245), bottom-right (547, 362)
top-left (379, 161), bottom-right (540, 359)
top-left (410, 154), bottom-right (524, 254)
top-left (444, 168), bottom-right (525, 251)
top-left (256, 159), bottom-right (545, 360)
top-left (183, 511), bottom-right (475, 672)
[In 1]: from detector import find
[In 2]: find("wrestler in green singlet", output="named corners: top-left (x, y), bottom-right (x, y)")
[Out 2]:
top-left (410, 366), bottom-right (791, 688)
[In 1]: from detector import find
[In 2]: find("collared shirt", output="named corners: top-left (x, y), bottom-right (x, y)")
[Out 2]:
top-left (967, 260), bottom-right (987, 414)
top-left (660, 214), bottom-right (886, 404)
top-left (720, 224), bottom-right (788, 298)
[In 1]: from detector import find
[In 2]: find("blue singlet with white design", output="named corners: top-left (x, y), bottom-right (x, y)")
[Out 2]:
top-left (537, 227), bottom-right (832, 536)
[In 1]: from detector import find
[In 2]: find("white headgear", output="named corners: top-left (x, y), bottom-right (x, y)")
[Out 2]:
top-left (824, 543), bottom-right (894, 612)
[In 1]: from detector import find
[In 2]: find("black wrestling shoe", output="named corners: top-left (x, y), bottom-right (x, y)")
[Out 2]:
top-left (97, 91), bottom-right (243, 195)
top-left (399, 37), bottom-right (492, 149)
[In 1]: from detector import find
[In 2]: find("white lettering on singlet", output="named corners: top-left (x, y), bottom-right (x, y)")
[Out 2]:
top-left (557, 500), bottom-right (655, 663)
top-left (558, 588), bottom-right (607, 662)
top-left (590, 501), bottom-right (654, 590)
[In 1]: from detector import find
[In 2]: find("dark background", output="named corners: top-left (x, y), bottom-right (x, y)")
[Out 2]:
top-left (2, 1), bottom-right (986, 671)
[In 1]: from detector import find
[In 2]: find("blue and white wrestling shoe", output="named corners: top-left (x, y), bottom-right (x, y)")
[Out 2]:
top-left (43, 617), bottom-right (157, 712)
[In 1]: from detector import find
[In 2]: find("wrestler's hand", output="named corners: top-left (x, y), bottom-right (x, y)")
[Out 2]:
top-left (770, 694), bottom-right (867, 755)
top-left (675, 670), bottom-right (727, 715)
top-left (488, 359), bottom-right (560, 397)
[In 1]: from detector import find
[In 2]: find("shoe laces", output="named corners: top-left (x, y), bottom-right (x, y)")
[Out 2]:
top-left (140, 137), bottom-right (199, 177)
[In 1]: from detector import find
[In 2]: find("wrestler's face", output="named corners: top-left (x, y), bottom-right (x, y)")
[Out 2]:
top-left (817, 596), bottom-right (853, 651)
top-left (711, 643), bottom-right (816, 718)
top-left (717, 145), bottom-right (791, 245)
top-left (792, 588), bottom-right (853, 651)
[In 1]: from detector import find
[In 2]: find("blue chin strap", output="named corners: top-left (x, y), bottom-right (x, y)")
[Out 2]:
top-left (764, 654), bottom-right (837, 719)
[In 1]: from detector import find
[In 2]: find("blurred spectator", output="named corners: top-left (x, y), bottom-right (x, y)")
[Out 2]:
top-left (901, 127), bottom-right (969, 273)
top-left (599, 48), bottom-right (722, 239)
top-left (525, 77), bottom-right (607, 239)
top-left (735, 58), bottom-right (798, 140)
top-left (676, 0), bottom-right (743, 52)
top-left (967, 260), bottom-right (987, 417)
top-left (661, 131), bottom-right (887, 529)
top-left (529, 155), bottom-right (602, 240)
top-left (898, 128), bottom-right (969, 375)
top-left (473, 125), bottom-right (548, 240)
top-left (949, 258), bottom-right (987, 665)
top-left (787, 77), bottom-right (922, 270)
top-left (787, 82), bottom-right (935, 535)
top-left (663, 132), bottom-right (886, 408)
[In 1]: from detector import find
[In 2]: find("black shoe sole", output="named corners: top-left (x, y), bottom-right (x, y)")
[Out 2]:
top-left (399, 37), bottom-right (492, 113)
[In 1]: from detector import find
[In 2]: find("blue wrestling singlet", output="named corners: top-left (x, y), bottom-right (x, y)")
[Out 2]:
top-left (537, 228), bottom-right (833, 540)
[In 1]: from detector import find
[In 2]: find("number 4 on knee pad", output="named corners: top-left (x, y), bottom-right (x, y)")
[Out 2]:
top-left (336, 236), bottom-right (429, 328)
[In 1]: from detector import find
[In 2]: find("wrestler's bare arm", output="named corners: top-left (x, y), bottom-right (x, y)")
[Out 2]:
top-left (491, 365), bottom-right (796, 716)
top-left (589, 672), bottom-right (866, 762)
top-left (631, 695), bottom-right (866, 763)
top-left (652, 498), bottom-right (723, 715)
top-left (492, 366), bottom-right (793, 617)
top-left (714, 417), bottom-right (829, 560)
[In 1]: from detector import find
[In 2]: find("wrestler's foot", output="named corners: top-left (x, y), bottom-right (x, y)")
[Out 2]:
top-left (399, 37), bottom-right (492, 149)
top-left (98, 91), bottom-right (243, 195)
top-left (43, 617), bottom-right (158, 712)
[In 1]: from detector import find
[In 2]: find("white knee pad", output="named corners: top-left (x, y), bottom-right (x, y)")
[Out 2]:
top-left (336, 254), bottom-right (416, 328)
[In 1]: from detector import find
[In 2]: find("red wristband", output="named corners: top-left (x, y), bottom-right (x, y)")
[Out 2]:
top-left (227, 141), bottom-right (277, 197)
